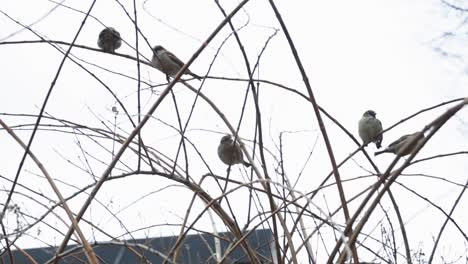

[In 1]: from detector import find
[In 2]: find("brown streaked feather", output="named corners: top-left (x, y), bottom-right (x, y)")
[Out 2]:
top-left (166, 51), bottom-right (186, 68)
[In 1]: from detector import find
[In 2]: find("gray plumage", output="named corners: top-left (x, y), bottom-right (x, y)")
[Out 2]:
top-left (358, 110), bottom-right (383, 148)
top-left (97, 27), bottom-right (122, 53)
top-left (151, 45), bottom-right (201, 80)
top-left (217, 135), bottom-right (251, 167)
top-left (375, 132), bottom-right (424, 156)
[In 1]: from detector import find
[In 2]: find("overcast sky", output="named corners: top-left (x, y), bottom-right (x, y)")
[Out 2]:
top-left (1, 0), bottom-right (467, 262)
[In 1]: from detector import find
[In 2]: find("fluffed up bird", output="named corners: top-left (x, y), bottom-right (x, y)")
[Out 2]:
top-left (375, 132), bottom-right (424, 156)
top-left (358, 110), bottom-right (383, 148)
top-left (151, 45), bottom-right (202, 81)
top-left (217, 135), bottom-right (251, 167)
top-left (97, 27), bottom-right (122, 53)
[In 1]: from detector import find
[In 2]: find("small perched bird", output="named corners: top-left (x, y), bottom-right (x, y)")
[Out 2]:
top-left (97, 27), bottom-right (122, 53)
top-left (217, 135), bottom-right (251, 167)
top-left (151, 45), bottom-right (202, 81)
top-left (375, 132), bottom-right (424, 156)
top-left (358, 110), bottom-right (383, 149)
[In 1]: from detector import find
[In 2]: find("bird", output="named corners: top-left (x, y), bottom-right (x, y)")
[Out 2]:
top-left (97, 27), bottom-right (122, 53)
top-left (358, 110), bottom-right (383, 148)
top-left (151, 45), bottom-right (202, 81)
top-left (217, 135), bottom-right (251, 167)
top-left (375, 132), bottom-right (424, 156)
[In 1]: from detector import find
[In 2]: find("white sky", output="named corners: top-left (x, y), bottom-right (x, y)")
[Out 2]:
top-left (1, 0), bottom-right (467, 262)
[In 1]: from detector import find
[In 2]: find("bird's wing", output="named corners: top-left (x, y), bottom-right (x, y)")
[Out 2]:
top-left (388, 134), bottom-right (410, 148)
top-left (166, 51), bottom-right (187, 68)
top-left (376, 118), bottom-right (383, 130)
top-left (234, 144), bottom-right (244, 162)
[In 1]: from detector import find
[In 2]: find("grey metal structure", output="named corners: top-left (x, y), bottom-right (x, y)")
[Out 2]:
top-left (3, 229), bottom-right (274, 263)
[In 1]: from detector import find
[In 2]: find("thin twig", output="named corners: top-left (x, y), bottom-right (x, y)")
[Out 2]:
top-left (0, 119), bottom-right (98, 263)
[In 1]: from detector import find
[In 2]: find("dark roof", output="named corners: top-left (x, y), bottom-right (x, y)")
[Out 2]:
top-left (4, 229), bottom-right (274, 263)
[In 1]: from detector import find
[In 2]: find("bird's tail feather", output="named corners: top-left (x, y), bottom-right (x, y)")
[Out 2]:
top-left (374, 149), bottom-right (390, 156)
top-left (189, 71), bottom-right (202, 80)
